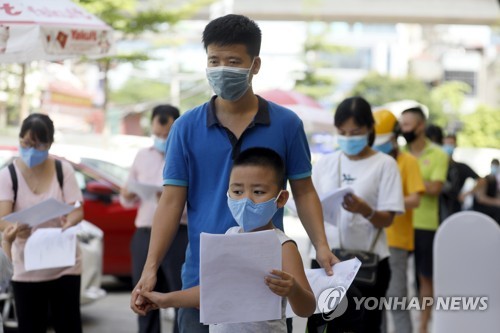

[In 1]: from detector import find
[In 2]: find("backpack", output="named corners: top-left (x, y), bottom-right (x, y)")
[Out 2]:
top-left (8, 159), bottom-right (64, 205)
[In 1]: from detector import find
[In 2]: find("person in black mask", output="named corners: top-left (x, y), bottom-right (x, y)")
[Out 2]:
top-left (399, 107), bottom-right (448, 333)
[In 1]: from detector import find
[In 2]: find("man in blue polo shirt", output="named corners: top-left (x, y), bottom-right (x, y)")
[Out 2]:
top-left (130, 14), bottom-right (338, 333)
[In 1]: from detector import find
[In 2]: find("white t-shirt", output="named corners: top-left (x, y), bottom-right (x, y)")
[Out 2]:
top-left (310, 150), bottom-right (404, 260)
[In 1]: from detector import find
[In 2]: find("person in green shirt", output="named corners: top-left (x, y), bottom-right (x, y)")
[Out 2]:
top-left (399, 107), bottom-right (449, 333)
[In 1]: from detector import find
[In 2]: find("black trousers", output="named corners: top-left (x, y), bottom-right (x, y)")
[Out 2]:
top-left (131, 225), bottom-right (188, 333)
top-left (12, 275), bottom-right (82, 333)
top-left (307, 258), bottom-right (391, 333)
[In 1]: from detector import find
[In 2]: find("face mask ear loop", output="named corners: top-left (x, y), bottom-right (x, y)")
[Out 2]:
top-left (274, 189), bottom-right (283, 204)
top-left (247, 57), bottom-right (256, 87)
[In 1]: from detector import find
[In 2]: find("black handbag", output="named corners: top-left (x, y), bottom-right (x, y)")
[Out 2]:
top-left (331, 229), bottom-right (381, 287)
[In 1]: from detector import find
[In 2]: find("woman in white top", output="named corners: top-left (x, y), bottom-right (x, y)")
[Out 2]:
top-left (307, 97), bottom-right (404, 333)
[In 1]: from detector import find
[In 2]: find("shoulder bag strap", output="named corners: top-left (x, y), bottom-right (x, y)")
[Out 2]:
top-left (8, 163), bottom-right (17, 206)
top-left (337, 153), bottom-right (382, 252)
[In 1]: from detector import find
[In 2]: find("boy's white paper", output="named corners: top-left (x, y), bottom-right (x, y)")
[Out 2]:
top-left (24, 225), bottom-right (80, 271)
top-left (286, 258), bottom-right (361, 318)
top-left (200, 230), bottom-right (282, 325)
top-left (2, 198), bottom-right (75, 227)
top-left (285, 187), bottom-right (354, 225)
top-left (127, 181), bottom-right (162, 202)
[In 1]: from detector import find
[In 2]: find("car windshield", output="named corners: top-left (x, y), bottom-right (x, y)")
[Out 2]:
top-left (80, 158), bottom-right (129, 186)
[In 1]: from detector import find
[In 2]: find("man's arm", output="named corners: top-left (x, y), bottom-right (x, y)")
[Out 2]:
top-left (289, 177), bottom-right (338, 275)
top-left (424, 181), bottom-right (444, 196)
top-left (404, 192), bottom-right (421, 210)
top-left (140, 286), bottom-right (200, 310)
top-left (130, 185), bottom-right (187, 315)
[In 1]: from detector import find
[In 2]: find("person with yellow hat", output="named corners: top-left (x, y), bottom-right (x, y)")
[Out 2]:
top-left (373, 109), bottom-right (425, 333)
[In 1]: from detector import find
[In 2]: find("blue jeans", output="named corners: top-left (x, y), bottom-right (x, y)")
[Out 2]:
top-left (177, 308), bottom-right (208, 333)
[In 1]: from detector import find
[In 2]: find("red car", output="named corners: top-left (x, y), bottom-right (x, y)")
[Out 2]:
top-left (0, 146), bottom-right (137, 279)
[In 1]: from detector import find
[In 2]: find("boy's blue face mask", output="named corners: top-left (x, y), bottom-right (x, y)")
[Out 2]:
top-left (20, 146), bottom-right (49, 168)
top-left (337, 134), bottom-right (368, 156)
top-left (442, 144), bottom-right (455, 156)
top-left (373, 141), bottom-right (394, 154)
top-left (206, 59), bottom-right (255, 101)
top-left (227, 190), bottom-right (282, 232)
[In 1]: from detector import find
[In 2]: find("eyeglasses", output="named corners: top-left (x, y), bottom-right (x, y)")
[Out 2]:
top-left (19, 139), bottom-right (50, 151)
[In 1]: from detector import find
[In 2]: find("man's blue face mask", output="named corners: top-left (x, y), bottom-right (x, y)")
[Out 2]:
top-left (226, 190), bottom-right (282, 232)
top-left (153, 136), bottom-right (167, 154)
top-left (206, 59), bottom-right (255, 101)
top-left (374, 141), bottom-right (394, 155)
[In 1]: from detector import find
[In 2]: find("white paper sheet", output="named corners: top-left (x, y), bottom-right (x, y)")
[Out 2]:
top-left (24, 225), bottom-right (80, 271)
top-left (286, 258), bottom-right (361, 317)
top-left (2, 198), bottom-right (76, 227)
top-left (285, 187), bottom-right (354, 226)
top-left (200, 230), bottom-right (282, 325)
top-left (127, 181), bottom-right (163, 202)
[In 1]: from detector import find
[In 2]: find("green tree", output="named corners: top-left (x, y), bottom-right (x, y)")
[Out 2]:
top-left (295, 23), bottom-right (352, 100)
top-left (110, 77), bottom-right (170, 104)
top-left (76, 0), bottom-right (215, 111)
top-left (349, 72), bottom-right (455, 126)
top-left (459, 105), bottom-right (500, 148)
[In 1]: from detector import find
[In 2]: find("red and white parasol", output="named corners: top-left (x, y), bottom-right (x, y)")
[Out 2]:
top-left (257, 89), bottom-right (333, 132)
top-left (0, 0), bottom-right (113, 63)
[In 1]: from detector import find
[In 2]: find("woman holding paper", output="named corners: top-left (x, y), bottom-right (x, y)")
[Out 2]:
top-left (307, 97), bottom-right (405, 333)
top-left (0, 113), bottom-right (84, 333)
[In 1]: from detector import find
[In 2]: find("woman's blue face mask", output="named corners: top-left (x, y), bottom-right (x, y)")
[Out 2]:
top-left (337, 134), bottom-right (368, 156)
top-left (19, 146), bottom-right (49, 168)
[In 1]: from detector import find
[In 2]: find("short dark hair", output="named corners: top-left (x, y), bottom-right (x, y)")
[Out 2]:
top-left (19, 113), bottom-right (55, 144)
top-left (334, 96), bottom-right (375, 146)
top-left (492, 159), bottom-right (499, 166)
top-left (402, 107), bottom-right (426, 121)
top-left (426, 124), bottom-right (444, 145)
top-left (444, 133), bottom-right (457, 142)
top-left (151, 104), bottom-right (180, 125)
top-left (202, 14), bottom-right (262, 57)
top-left (232, 147), bottom-right (285, 188)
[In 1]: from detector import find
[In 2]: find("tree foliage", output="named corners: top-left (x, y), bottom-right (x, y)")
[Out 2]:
top-left (110, 77), bottom-right (170, 105)
top-left (75, 0), bottom-right (215, 110)
top-left (350, 72), bottom-right (449, 126)
top-left (459, 105), bottom-right (500, 148)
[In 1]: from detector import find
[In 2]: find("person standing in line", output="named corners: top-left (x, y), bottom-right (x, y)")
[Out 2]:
top-left (440, 133), bottom-right (479, 221)
top-left (0, 113), bottom-right (84, 333)
top-left (472, 158), bottom-right (500, 223)
top-left (139, 147), bottom-right (317, 332)
top-left (130, 14), bottom-right (338, 333)
top-left (373, 109), bottom-right (425, 333)
top-left (399, 107), bottom-right (449, 333)
top-left (307, 97), bottom-right (404, 333)
top-left (120, 105), bottom-right (188, 333)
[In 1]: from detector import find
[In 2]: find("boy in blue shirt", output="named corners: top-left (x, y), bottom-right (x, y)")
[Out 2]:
top-left (138, 148), bottom-right (316, 332)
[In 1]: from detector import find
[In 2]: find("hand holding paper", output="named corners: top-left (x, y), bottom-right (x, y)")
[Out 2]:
top-left (2, 198), bottom-right (77, 227)
top-left (286, 258), bottom-right (361, 318)
top-left (285, 187), bottom-right (354, 225)
top-left (127, 181), bottom-right (163, 202)
top-left (24, 225), bottom-right (80, 271)
top-left (200, 230), bottom-right (282, 325)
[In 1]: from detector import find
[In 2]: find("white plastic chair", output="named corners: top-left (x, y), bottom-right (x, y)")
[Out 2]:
top-left (433, 211), bottom-right (500, 333)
